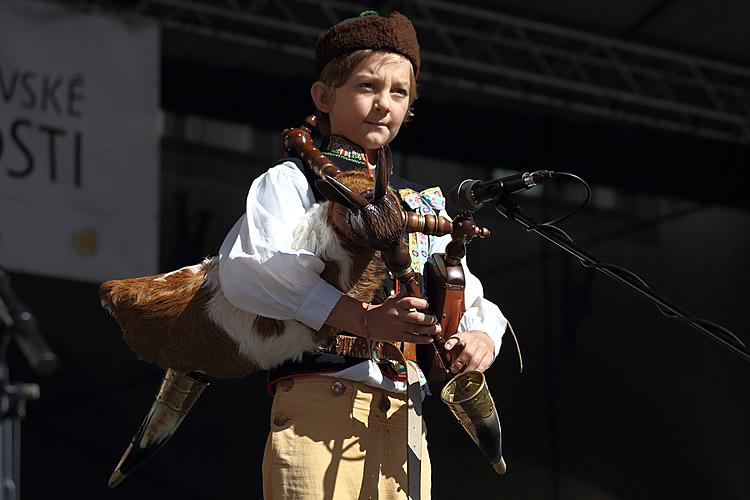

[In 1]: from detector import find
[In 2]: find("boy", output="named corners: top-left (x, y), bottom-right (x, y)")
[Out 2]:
top-left (218, 11), bottom-right (507, 499)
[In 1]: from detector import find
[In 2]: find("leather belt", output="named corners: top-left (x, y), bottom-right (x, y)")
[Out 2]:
top-left (318, 335), bottom-right (416, 363)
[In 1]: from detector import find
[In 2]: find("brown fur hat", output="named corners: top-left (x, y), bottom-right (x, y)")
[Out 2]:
top-left (315, 11), bottom-right (421, 77)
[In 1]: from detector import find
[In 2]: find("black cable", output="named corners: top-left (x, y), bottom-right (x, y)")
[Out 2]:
top-left (531, 223), bottom-right (575, 244)
top-left (499, 174), bottom-right (747, 354)
top-left (586, 262), bottom-right (650, 289)
top-left (526, 172), bottom-right (591, 241)
top-left (560, 232), bottom-right (747, 352)
top-left (584, 262), bottom-right (746, 348)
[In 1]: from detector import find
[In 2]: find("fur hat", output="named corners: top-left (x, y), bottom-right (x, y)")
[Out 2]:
top-left (315, 11), bottom-right (421, 77)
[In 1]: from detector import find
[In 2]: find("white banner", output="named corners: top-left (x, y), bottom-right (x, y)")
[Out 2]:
top-left (0, 0), bottom-right (159, 282)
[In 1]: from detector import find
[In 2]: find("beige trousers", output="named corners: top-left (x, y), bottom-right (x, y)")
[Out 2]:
top-left (262, 375), bottom-right (431, 500)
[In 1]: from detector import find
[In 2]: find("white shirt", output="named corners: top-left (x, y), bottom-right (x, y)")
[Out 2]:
top-left (218, 161), bottom-right (507, 391)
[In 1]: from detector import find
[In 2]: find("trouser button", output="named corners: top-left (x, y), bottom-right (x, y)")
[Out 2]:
top-left (379, 395), bottom-right (391, 412)
top-left (331, 381), bottom-right (346, 396)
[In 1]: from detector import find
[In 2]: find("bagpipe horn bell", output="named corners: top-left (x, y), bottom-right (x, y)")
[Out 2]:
top-left (108, 369), bottom-right (209, 487)
top-left (440, 370), bottom-right (506, 474)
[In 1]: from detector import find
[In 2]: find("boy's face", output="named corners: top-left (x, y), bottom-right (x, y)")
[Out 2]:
top-left (324, 54), bottom-right (413, 159)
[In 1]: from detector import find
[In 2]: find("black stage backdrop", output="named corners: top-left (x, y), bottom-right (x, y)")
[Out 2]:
top-left (8, 25), bottom-right (750, 500)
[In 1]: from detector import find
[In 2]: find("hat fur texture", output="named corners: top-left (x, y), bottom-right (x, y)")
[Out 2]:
top-left (315, 11), bottom-right (421, 77)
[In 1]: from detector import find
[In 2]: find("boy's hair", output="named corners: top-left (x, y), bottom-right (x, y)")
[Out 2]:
top-left (314, 50), bottom-right (418, 136)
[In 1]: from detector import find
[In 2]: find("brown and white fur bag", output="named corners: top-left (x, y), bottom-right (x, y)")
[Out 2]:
top-left (100, 168), bottom-right (396, 379)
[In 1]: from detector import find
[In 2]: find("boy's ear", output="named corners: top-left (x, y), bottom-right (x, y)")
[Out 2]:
top-left (310, 81), bottom-right (333, 113)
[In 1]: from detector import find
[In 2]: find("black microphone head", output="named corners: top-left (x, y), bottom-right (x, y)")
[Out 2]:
top-left (449, 179), bottom-right (481, 213)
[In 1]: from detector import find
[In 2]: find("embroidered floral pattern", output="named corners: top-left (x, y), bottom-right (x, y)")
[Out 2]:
top-left (323, 135), bottom-right (368, 165)
top-left (397, 187), bottom-right (446, 274)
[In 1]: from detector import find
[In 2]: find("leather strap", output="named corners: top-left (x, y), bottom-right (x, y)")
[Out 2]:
top-left (405, 356), bottom-right (423, 499)
top-left (319, 335), bottom-right (417, 363)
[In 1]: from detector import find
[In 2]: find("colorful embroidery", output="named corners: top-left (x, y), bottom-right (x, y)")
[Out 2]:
top-left (385, 360), bottom-right (431, 394)
top-left (323, 135), bottom-right (368, 165)
top-left (408, 360), bottom-right (431, 394)
top-left (398, 187), bottom-right (446, 274)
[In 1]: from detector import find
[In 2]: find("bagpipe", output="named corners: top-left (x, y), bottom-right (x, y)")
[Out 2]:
top-left (286, 118), bottom-right (508, 476)
top-left (102, 117), bottom-right (508, 487)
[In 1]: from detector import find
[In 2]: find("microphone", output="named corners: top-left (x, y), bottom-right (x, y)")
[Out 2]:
top-left (449, 170), bottom-right (553, 212)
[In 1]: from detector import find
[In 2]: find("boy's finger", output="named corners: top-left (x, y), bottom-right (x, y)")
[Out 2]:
top-left (453, 342), bottom-right (481, 373)
top-left (398, 296), bottom-right (428, 310)
top-left (451, 351), bottom-right (473, 373)
top-left (443, 333), bottom-right (466, 351)
top-left (413, 324), bottom-right (440, 336)
top-left (405, 310), bottom-right (438, 325)
top-left (465, 349), bottom-right (487, 372)
top-left (402, 331), bottom-right (434, 344)
top-left (444, 338), bottom-right (458, 350)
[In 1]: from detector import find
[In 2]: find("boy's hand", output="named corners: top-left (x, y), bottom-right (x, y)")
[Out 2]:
top-left (365, 295), bottom-right (441, 344)
top-left (443, 331), bottom-right (495, 373)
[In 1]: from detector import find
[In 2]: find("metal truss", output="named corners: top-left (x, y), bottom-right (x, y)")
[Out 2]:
top-left (73, 0), bottom-right (750, 144)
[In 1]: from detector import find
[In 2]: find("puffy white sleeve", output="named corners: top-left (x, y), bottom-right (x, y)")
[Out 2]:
top-left (217, 162), bottom-right (342, 330)
top-left (430, 226), bottom-right (507, 358)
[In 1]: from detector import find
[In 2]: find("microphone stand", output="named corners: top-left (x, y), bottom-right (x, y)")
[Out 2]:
top-left (0, 268), bottom-right (59, 500)
top-left (493, 195), bottom-right (750, 364)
